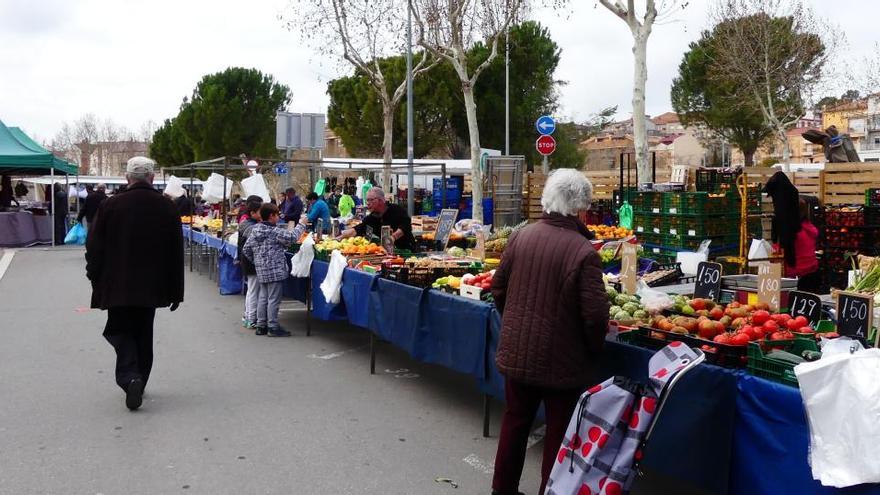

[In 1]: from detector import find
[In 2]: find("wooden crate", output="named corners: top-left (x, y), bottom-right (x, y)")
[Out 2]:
top-left (792, 171), bottom-right (823, 198)
top-left (822, 163), bottom-right (880, 206)
top-left (523, 173), bottom-right (546, 222)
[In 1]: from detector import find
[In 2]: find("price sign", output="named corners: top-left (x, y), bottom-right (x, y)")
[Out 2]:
top-left (620, 243), bottom-right (638, 295)
top-left (472, 227), bottom-right (486, 260)
top-left (836, 291), bottom-right (874, 342)
top-left (315, 218), bottom-right (324, 242)
top-left (693, 261), bottom-right (723, 301)
top-left (435, 208), bottom-right (459, 251)
top-left (381, 225), bottom-right (394, 255)
top-left (757, 262), bottom-right (782, 312)
top-left (789, 290), bottom-right (823, 327)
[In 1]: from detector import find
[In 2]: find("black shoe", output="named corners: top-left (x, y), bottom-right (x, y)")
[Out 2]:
top-left (267, 327), bottom-right (291, 337)
top-left (126, 378), bottom-right (144, 411)
top-left (255, 326), bottom-right (268, 336)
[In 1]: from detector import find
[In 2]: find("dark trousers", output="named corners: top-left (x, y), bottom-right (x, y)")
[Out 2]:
top-left (103, 307), bottom-right (156, 391)
top-left (797, 270), bottom-right (822, 293)
top-left (492, 378), bottom-right (582, 495)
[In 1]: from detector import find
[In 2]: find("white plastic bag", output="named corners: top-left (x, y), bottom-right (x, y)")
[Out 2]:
top-left (795, 348), bottom-right (880, 487)
top-left (636, 280), bottom-right (674, 314)
top-left (290, 235), bottom-right (315, 278)
top-left (202, 173), bottom-right (233, 204)
top-left (748, 239), bottom-right (773, 260)
top-left (241, 173), bottom-right (271, 203)
top-left (320, 249), bottom-right (346, 304)
top-left (164, 175), bottom-right (186, 198)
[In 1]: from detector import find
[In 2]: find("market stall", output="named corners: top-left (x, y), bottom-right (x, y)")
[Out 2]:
top-left (0, 120), bottom-right (77, 246)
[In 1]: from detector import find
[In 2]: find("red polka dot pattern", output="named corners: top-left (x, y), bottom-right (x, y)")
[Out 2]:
top-left (669, 340), bottom-right (683, 347)
top-left (605, 481), bottom-right (622, 495)
top-left (578, 484), bottom-right (592, 495)
top-left (581, 442), bottom-right (593, 457)
top-left (557, 447), bottom-right (568, 464)
top-left (643, 397), bottom-right (657, 414)
top-left (588, 384), bottom-right (603, 394)
top-left (588, 426), bottom-right (602, 443)
top-left (598, 433), bottom-right (610, 449)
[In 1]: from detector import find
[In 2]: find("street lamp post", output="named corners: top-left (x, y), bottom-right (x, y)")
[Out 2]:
top-left (406, 0), bottom-right (415, 216)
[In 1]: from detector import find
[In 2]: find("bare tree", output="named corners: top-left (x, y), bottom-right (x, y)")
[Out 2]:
top-left (412, 0), bottom-right (525, 222)
top-left (284, 0), bottom-right (437, 189)
top-left (595, 0), bottom-right (682, 184)
top-left (710, 0), bottom-right (828, 171)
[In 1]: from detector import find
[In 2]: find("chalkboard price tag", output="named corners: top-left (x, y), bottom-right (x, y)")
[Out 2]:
top-left (836, 291), bottom-right (874, 343)
top-left (789, 290), bottom-right (823, 327)
top-left (693, 261), bottom-right (723, 301)
top-left (381, 226), bottom-right (394, 255)
top-left (620, 243), bottom-right (638, 295)
top-left (757, 262), bottom-right (782, 312)
top-left (435, 209), bottom-right (459, 251)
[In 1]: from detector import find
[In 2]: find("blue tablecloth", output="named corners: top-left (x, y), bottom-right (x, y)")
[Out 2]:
top-left (309, 259), bottom-right (348, 322)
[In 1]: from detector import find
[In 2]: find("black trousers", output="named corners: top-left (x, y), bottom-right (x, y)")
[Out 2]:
top-left (103, 307), bottom-right (156, 392)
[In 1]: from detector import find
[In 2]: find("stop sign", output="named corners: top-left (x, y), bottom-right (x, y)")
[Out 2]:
top-left (536, 135), bottom-right (557, 156)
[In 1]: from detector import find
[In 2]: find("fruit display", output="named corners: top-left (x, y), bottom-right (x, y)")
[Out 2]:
top-left (587, 224), bottom-right (633, 240)
top-left (317, 237), bottom-right (385, 256)
top-left (606, 286), bottom-right (650, 325)
top-left (180, 216), bottom-right (192, 224)
top-left (432, 275), bottom-right (463, 290)
top-left (463, 271), bottom-right (494, 291)
top-left (486, 221), bottom-right (528, 253)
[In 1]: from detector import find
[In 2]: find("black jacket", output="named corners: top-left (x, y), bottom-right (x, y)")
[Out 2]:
top-left (237, 218), bottom-right (258, 276)
top-left (85, 182), bottom-right (184, 309)
top-left (77, 190), bottom-right (107, 223)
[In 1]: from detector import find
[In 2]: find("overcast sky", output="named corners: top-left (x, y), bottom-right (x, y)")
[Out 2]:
top-left (1, 0), bottom-right (877, 144)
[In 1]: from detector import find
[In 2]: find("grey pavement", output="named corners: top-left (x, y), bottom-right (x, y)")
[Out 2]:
top-left (0, 248), bottom-right (696, 495)
top-left (0, 247), bottom-right (537, 495)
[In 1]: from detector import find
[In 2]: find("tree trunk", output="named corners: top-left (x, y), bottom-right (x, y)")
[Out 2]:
top-left (744, 149), bottom-right (755, 167)
top-left (382, 103), bottom-right (393, 192)
top-left (632, 33), bottom-right (650, 185)
top-left (780, 131), bottom-right (791, 173)
top-left (462, 83), bottom-right (483, 223)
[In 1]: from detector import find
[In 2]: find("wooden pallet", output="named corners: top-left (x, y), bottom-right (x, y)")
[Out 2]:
top-left (823, 163), bottom-right (880, 206)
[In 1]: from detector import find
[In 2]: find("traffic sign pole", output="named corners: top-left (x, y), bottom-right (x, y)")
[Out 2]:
top-left (535, 115), bottom-right (557, 174)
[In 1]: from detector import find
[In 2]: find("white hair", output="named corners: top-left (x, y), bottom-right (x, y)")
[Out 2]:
top-left (367, 186), bottom-right (386, 199)
top-left (540, 169), bottom-right (593, 216)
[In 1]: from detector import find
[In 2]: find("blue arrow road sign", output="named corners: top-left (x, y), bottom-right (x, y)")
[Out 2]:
top-left (535, 115), bottom-right (556, 135)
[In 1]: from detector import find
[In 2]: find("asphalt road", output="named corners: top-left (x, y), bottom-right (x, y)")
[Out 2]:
top-left (0, 247), bottom-right (539, 495)
top-left (0, 247), bottom-right (698, 495)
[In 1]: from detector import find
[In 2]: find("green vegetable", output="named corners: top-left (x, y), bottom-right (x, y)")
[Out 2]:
top-left (633, 309), bottom-right (648, 320)
top-left (766, 350), bottom-right (805, 365)
top-left (622, 302), bottom-right (640, 314)
top-left (614, 310), bottom-right (631, 321)
top-left (606, 286), bottom-right (619, 300)
top-left (609, 305), bottom-right (623, 316)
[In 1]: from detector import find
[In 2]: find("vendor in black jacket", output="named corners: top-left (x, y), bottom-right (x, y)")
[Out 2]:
top-left (77, 183), bottom-right (107, 229)
top-left (339, 186), bottom-right (415, 251)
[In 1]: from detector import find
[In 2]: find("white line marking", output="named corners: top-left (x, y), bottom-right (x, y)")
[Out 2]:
top-left (527, 425), bottom-right (546, 450)
top-left (307, 345), bottom-right (367, 360)
top-left (463, 454), bottom-right (494, 475)
top-left (0, 249), bottom-right (15, 282)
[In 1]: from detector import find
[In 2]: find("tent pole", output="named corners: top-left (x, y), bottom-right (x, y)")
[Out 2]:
top-left (189, 162), bottom-right (194, 272)
top-left (50, 168), bottom-right (55, 246)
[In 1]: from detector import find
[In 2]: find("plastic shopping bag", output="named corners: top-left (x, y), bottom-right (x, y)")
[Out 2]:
top-left (747, 239), bottom-right (773, 260)
top-left (202, 173), bottom-right (233, 204)
top-left (320, 249), bottom-right (346, 305)
top-left (241, 174), bottom-right (272, 203)
top-left (64, 223), bottom-right (87, 245)
top-left (795, 348), bottom-right (880, 487)
top-left (164, 175), bottom-right (186, 198)
top-left (290, 235), bottom-right (315, 278)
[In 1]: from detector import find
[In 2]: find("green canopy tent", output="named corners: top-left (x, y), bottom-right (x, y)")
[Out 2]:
top-left (0, 120), bottom-right (78, 246)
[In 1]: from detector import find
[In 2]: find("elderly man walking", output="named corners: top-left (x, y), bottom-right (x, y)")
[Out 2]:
top-left (490, 169), bottom-right (610, 495)
top-left (85, 157), bottom-right (184, 411)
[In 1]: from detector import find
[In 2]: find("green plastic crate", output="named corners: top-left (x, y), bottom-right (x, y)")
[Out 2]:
top-left (663, 234), bottom-right (739, 251)
top-left (665, 215), bottom-right (739, 238)
top-left (662, 192), bottom-right (730, 215)
top-left (747, 338), bottom-right (819, 387)
top-left (633, 214), bottom-right (663, 235)
top-left (632, 191), bottom-right (664, 214)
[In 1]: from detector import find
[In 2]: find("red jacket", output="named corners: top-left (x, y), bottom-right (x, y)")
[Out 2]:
top-left (491, 213), bottom-right (609, 389)
top-left (785, 220), bottom-right (819, 277)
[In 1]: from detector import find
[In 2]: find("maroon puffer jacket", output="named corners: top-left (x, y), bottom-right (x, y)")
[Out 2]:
top-left (492, 213), bottom-right (609, 389)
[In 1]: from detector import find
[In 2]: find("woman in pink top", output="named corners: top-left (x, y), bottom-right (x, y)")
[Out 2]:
top-left (786, 198), bottom-right (820, 292)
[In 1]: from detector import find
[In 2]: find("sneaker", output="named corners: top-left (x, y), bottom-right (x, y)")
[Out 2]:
top-left (267, 327), bottom-right (291, 337)
top-left (126, 378), bottom-right (144, 411)
top-left (243, 320), bottom-right (256, 329)
top-left (255, 326), bottom-right (268, 336)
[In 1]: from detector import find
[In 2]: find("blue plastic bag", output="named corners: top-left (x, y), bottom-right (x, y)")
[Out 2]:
top-left (64, 223), bottom-right (87, 245)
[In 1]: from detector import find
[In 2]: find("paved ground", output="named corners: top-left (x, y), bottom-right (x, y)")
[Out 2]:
top-left (0, 247), bottom-right (539, 495)
top-left (0, 247), bottom-right (698, 495)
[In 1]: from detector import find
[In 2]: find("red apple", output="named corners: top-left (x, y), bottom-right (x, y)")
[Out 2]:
top-left (709, 307), bottom-right (724, 320)
top-left (698, 320), bottom-right (717, 339)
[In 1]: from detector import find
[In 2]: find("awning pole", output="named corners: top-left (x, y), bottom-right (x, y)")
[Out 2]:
top-left (50, 168), bottom-right (55, 246)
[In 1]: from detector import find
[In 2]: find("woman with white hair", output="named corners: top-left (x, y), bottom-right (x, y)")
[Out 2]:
top-left (490, 168), bottom-right (610, 495)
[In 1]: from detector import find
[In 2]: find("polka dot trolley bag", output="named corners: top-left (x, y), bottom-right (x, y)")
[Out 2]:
top-left (545, 343), bottom-right (704, 495)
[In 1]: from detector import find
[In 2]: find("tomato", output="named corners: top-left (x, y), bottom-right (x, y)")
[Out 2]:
top-left (797, 326), bottom-right (815, 334)
top-left (763, 320), bottom-right (779, 332)
top-left (824, 332), bottom-right (840, 338)
top-left (730, 333), bottom-right (751, 346)
top-left (770, 331), bottom-right (789, 341)
top-left (786, 319), bottom-right (803, 331)
top-left (713, 333), bottom-right (731, 344)
top-left (793, 316), bottom-right (809, 328)
top-left (751, 310), bottom-right (771, 326)
top-left (772, 313), bottom-right (792, 325)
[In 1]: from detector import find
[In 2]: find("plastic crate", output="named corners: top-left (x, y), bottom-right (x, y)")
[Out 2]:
top-left (866, 206), bottom-right (880, 227)
top-left (825, 208), bottom-right (864, 227)
top-left (663, 234), bottom-right (739, 251)
top-left (626, 327), bottom-right (749, 368)
top-left (747, 338), bottom-right (820, 387)
top-left (631, 191), bottom-right (664, 213)
top-left (867, 189), bottom-right (880, 207)
top-left (665, 215), bottom-right (739, 237)
top-left (662, 192), bottom-right (729, 215)
top-left (633, 214), bottom-right (663, 235)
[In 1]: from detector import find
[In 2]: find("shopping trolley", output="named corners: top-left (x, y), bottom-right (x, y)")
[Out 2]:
top-left (545, 342), bottom-right (705, 495)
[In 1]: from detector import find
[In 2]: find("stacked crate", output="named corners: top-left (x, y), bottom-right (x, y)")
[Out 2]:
top-left (822, 206), bottom-right (880, 289)
top-left (630, 190), bottom-right (761, 263)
